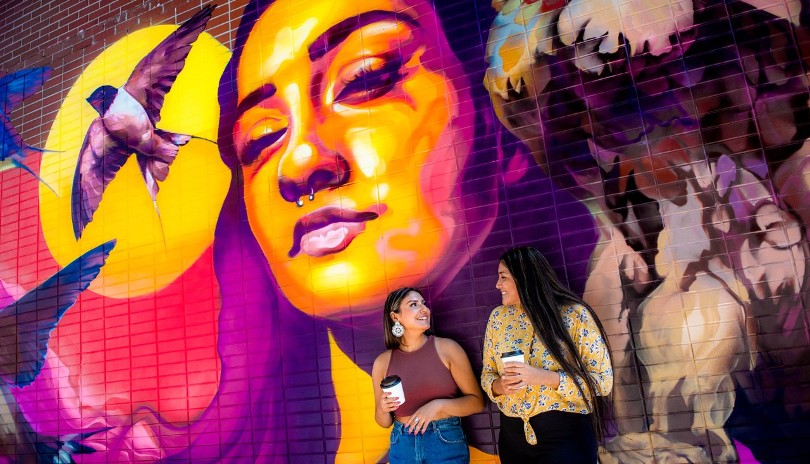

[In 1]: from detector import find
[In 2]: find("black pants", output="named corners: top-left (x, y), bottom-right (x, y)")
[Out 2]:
top-left (498, 411), bottom-right (597, 464)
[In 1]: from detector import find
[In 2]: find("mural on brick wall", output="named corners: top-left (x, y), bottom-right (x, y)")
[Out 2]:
top-left (1, 0), bottom-right (810, 462)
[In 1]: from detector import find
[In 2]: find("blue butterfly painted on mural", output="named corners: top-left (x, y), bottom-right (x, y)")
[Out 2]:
top-left (0, 240), bottom-right (115, 463)
top-left (0, 66), bottom-right (56, 194)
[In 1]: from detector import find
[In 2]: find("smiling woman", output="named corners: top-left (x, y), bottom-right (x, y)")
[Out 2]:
top-left (6, 0), bottom-right (596, 462)
top-left (372, 287), bottom-right (485, 464)
top-left (184, 0), bottom-right (511, 461)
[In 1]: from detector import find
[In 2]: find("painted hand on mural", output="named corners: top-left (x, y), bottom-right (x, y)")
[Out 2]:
top-left (71, 4), bottom-right (216, 240)
top-left (487, 0), bottom-right (810, 462)
top-left (0, 67), bottom-right (56, 193)
top-left (0, 240), bottom-right (115, 463)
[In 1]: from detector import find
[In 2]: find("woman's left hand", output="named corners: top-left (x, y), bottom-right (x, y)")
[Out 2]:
top-left (405, 399), bottom-right (446, 435)
top-left (503, 362), bottom-right (561, 389)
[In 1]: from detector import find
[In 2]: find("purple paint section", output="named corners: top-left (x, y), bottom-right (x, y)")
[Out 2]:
top-left (736, 441), bottom-right (761, 464)
top-left (155, 179), bottom-right (341, 463)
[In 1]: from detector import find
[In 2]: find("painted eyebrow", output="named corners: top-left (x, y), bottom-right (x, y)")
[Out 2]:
top-left (307, 10), bottom-right (418, 62)
top-left (234, 12), bottom-right (416, 120)
top-left (234, 83), bottom-right (277, 121)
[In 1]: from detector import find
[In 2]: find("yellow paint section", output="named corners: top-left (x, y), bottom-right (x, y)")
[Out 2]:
top-left (328, 331), bottom-right (499, 463)
top-left (39, 26), bottom-right (231, 298)
top-left (329, 330), bottom-right (390, 463)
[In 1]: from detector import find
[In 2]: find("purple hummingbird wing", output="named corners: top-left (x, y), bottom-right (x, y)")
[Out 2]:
top-left (71, 119), bottom-right (131, 239)
top-left (0, 240), bottom-right (115, 387)
top-left (0, 67), bottom-right (51, 116)
top-left (123, 4), bottom-right (216, 125)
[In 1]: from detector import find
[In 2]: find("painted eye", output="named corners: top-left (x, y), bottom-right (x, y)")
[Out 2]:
top-left (240, 118), bottom-right (288, 165)
top-left (334, 54), bottom-right (403, 105)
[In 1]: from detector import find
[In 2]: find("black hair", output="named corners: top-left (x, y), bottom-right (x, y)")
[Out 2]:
top-left (500, 246), bottom-right (613, 441)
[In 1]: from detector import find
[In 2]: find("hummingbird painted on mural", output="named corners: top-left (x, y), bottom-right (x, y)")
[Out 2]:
top-left (0, 240), bottom-right (115, 463)
top-left (71, 4), bottom-right (216, 240)
top-left (0, 66), bottom-right (56, 194)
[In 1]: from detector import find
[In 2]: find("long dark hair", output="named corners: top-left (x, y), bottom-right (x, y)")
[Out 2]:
top-left (500, 246), bottom-right (612, 441)
top-left (382, 287), bottom-right (434, 349)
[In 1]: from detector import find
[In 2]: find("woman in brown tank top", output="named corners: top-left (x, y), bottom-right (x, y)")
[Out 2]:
top-left (372, 287), bottom-right (484, 464)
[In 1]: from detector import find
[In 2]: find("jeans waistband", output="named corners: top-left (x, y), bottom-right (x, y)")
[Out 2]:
top-left (393, 416), bottom-right (461, 431)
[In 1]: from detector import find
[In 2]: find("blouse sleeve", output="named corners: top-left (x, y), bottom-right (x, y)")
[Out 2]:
top-left (559, 305), bottom-right (613, 397)
top-left (480, 309), bottom-right (507, 407)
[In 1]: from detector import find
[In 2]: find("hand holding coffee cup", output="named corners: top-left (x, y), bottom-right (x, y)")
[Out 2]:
top-left (500, 350), bottom-right (526, 393)
top-left (380, 375), bottom-right (405, 410)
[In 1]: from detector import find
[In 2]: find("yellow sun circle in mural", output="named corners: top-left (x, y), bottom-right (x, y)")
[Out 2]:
top-left (39, 26), bottom-right (231, 298)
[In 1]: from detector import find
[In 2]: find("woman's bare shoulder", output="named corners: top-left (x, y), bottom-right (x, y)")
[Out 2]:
top-left (434, 336), bottom-right (466, 359)
top-left (373, 349), bottom-right (393, 368)
top-left (372, 349), bottom-right (395, 376)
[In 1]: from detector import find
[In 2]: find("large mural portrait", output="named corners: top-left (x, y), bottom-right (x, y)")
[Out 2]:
top-left (1, 0), bottom-right (810, 462)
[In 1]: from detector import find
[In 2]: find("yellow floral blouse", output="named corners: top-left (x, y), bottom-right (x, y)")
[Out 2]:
top-left (481, 304), bottom-right (613, 444)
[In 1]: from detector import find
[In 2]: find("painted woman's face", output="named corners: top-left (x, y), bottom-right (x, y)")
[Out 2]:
top-left (234, 0), bottom-right (477, 316)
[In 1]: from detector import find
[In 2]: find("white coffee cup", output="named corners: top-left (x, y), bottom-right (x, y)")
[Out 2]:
top-left (500, 350), bottom-right (524, 364)
top-left (380, 375), bottom-right (405, 405)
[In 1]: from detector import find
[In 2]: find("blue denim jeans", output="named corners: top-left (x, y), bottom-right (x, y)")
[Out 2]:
top-left (389, 416), bottom-right (469, 464)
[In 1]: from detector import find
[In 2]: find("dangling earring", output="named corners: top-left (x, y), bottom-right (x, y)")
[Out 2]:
top-left (391, 321), bottom-right (405, 337)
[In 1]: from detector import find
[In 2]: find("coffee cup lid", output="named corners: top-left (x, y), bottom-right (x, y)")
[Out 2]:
top-left (380, 375), bottom-right (402, 388)
top-left (501, 350), bottom-right (523, 358)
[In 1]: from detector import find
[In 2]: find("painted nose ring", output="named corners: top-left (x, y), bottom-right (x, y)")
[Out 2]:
top-left (296, 189), bottom-right (316, 207)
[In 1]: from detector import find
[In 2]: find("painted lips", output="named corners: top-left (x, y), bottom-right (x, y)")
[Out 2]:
top-left (289, 206), bottom-right (381, 257)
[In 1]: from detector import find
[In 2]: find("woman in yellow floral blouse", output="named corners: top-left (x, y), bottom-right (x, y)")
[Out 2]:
top-left (481, 246), bottom-right (613, 463)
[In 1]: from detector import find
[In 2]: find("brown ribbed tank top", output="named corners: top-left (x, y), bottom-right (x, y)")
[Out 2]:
top-left (385, 336), bottom-right (459, 418)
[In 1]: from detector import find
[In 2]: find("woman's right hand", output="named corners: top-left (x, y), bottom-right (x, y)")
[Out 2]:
top-left (380, 391), bottom-right (401, 413)
top-left (493, 375), bottom-right (523, 397)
